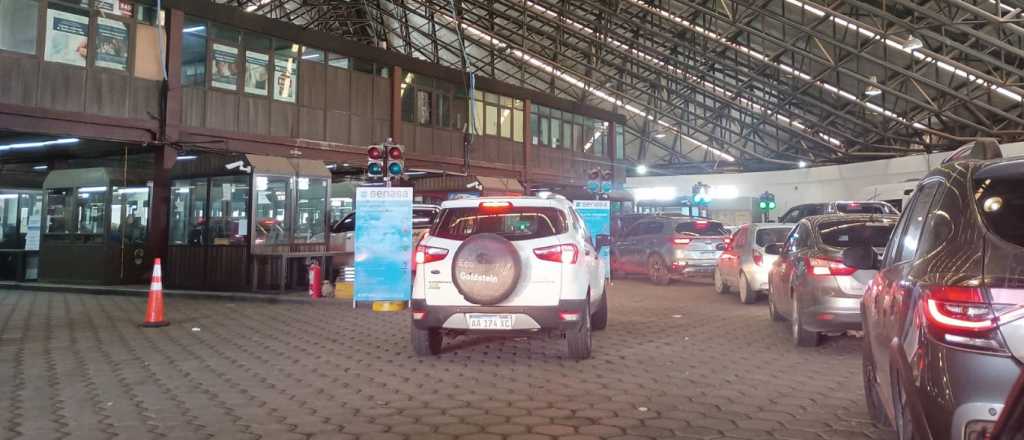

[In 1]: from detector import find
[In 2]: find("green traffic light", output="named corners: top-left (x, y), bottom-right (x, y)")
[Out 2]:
top-left (367, 163), bottom-right (382, 175)
top-left (768, 201), bottom-right (776, 209)
top-left (388, 162), bottom-right (403, 175)
top-left (759, 201), bottom-right (767, 210)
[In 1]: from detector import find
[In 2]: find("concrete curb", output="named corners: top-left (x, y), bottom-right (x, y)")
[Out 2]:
top-left (0, 281), bottom-right (352, 305)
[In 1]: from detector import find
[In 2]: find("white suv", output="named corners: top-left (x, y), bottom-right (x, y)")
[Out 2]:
top-left (411, 197), bottom-right (610, 359)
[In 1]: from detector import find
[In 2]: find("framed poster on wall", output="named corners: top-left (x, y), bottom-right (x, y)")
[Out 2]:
top-left (95, 17), bottom-right (128, 71)
top-left (211, 44), bottom-right (239, 90)
top-left (44, 8), bottom-right (89, 67)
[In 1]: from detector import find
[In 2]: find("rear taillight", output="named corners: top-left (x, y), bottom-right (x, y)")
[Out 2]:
top-left (806, 256), bottom-right (857, 276)
top-left (533, 244), bottom-right (578, 264)
top-left (921, 286), bottom-right (1014, 353)
top-left (415, 245), bottom-right (449, 264)
top-left (672, 237), bottom-right (691, 245)
top-left (753, 250), bottom-right (763, 266)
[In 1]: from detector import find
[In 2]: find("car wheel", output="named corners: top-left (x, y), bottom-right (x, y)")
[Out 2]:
top-left (892, 372), bottom-right (918, 440)
top-left (738, 273), bottom-right (756, 304)
top-left (567, 301), bottom-right (593, 360)
top-left (713, 268), bottom-right (730, 294)
top-left (591, 289), bottom-right (608, 331)
top-left (768, 290), bottom-right (784, 322)
top-left (647, 255), bottom-right (671, 286)
top-left (792, 295), bottom-right (821, 347)
top-left (863, 326), bottom-right (891, 426)
top-left (411, 326), bottom-right (443, 356)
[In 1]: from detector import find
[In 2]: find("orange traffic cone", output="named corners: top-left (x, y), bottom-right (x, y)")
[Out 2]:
top-left (141, 258), bottom-right (169, 328)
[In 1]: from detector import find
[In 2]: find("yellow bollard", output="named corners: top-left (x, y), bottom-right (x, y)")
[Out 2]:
top-left (372, 301), bottom-right (407, 312)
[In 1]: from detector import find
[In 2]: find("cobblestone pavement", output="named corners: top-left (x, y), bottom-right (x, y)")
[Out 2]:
top-left (0, 280), bottom-right (895, 440)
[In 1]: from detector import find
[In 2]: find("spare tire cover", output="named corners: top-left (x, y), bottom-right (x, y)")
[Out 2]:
top-left (451, 233), bottom-right (522, 305)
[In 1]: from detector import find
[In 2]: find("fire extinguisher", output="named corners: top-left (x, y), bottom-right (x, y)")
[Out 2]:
top-left (308, 259), bottom-right (322, 298)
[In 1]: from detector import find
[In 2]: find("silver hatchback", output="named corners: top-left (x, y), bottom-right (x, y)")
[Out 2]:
top-left (714, 223), bottom-right (795, 304)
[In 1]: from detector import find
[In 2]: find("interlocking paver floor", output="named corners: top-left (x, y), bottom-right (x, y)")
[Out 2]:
top-left (0, 280), bottom-right (895, 439)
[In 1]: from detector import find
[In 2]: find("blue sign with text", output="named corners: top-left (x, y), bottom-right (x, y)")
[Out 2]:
top-left (574, 200), bottom-right (610, 277)
top-left (354, 187), bottom-right (413, 302)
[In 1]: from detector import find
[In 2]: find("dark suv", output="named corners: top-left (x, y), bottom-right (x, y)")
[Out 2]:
top-left (845, 141), bottom-right (1024, 440)
top-left (778, 201), bottom-right (899, 224)
top-left (611, 216), bottom-right (729, 284)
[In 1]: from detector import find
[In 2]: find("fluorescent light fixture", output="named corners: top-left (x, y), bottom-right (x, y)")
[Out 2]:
top-left (176, 155), bottom-right (197, 161)
top-left (636, 164), bottom-right (649, 175)
top-left (865, 76), bottom-right (882, 97)
top-left (115, 188), bottom-right (150, 194)
top-left (182, 26), bottom-right (205, 33)
top-left (0, 138), bottom-right (78, 151)
top-left (32, 165), bottom-right (48, 170)
top-left (0, 194), bottom-right (17, 200)
top-left (175, 187), bottom-right (191, 193)
top-left (301, 53), bottom-right (321, 60)
top-left (798, 160), bottom-right (808, 168)
top-left (903, 36), bottom-right (924, 51)
top-left (405, 171), bottom-right (428, 176)
top-left (342, 163), bottom-right (350, 167)
top-left (78, 186), bottom-right (107, 193)
top-left (326, 164), bottom-right (337, 169)
top-left (654, 132), bottom-right (666, 138)
top-left (631, 186), bottom-right (677, 201)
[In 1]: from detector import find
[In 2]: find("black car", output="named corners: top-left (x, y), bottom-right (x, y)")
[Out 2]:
top-left (778, 201), bottom-right (899, 223)
top-left (845, 140), bottom-right (1024, 440)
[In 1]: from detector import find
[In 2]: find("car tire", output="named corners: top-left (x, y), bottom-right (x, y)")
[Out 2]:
top-left (738, 273), bottom-right (756, 304)
top-left (591, 288), bottom-right (608, 331)
top-left (411, 326), bottom-right (443, 356)
top-left (792, 295), bottom-right (821, 347)
top-left (862, 323), bottom-right (891, 426)
top-left (892, 371), bottom-right (918, 440)
top-left (768, 290), bottom-right (784, 322)
top-left (647, 255), bottom-right (671, 286)
top-left (567, 301), bottom-right (593, 360)
top-left (713, 268), bottom-right (730, 294)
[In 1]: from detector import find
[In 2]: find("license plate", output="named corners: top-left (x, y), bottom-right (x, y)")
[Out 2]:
top-left (466, 314), bottom-right (515, 330)
top-left (691, 266), bottom-right (715, 273)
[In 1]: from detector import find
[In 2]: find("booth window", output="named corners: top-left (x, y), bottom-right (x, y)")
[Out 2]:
top-left (111, 187), bottom-right (149, 244)
top-left (300, 46), bottom-right (323, 62)
top-left (181, 16), bottom-right (207, 86)
top-left (293, 178), bottom-right (326, 243)
top-left (0, 194), bottom-right (18, 248)
top-left (45, 189), bottom-right (72, 234)
top-left (254, 176), bottom-right (290, 245)
top-left (272, 40), bottom-right (299, 103)
top-left (0, 0), bottom-right (39, 55)
top-left (209, 175), bottom-right (248, 245)
top-left (76, 186), bottom-right (107, 235)
top-left (327, 52), bottom-right (349, 69)
top-left (19, 193), bottom-right (41, 236)
top-left (44, 3), bottom-right (90, 67)
top-left (169, 179), bottom-right (207, 245)
top-left (513, 100), bottom-right (524, 142)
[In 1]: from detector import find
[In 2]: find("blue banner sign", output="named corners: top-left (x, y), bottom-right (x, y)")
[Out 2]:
top-left (354, 187), bottom-right (413, 302)
top-left (573, 200), bottom-right (610, 277)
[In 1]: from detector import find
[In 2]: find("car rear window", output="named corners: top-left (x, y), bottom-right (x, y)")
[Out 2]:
top-left (412, 209), bottom-right (438, 229)
top-left (835, 203), bottom-right (895, 215)
top-left (432, 207), bottom-right (568, 241)
top-left (975, 176), bottom-right (1024, 247)
top-left (818, 221), bottom-right (895, 248)
top-left (675, 221), bottom-right (728, 236)
top-left (755, 227), bottom-right (791, 247)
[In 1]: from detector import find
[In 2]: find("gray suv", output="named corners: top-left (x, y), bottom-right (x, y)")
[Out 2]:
top-left (611, 216), bottom-right (729, 285)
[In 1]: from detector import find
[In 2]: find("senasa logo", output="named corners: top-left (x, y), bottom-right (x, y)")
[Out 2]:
top-left (459, 272), bottom-right (498, 284)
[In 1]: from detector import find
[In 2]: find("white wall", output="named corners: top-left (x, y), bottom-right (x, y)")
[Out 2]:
top-left (627, 142), bottom-right (1024, 215)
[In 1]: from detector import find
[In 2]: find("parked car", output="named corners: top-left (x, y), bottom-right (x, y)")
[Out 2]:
top-left (765, 213), bottom-right (898, 346)
top-left (410, 197), bottom-right (609, 359)
top-left (611, 216), bottom-right (730, 285)
top-left (778, 201), bottom-right (899, 223)
top-left (714, 223), bottom-right (795, 304)
top-left (847, 142), bottom-right (1024, 440)
top-left (327, 204), bottom-right (440, 253)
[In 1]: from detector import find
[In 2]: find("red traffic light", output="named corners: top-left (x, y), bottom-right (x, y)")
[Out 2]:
top-left (368, 146), bottom-right (383, 159)
top-left (388, 146), bottom-right (403, 160)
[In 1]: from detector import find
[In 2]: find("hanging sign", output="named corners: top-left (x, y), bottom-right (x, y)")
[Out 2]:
top-left (574, 200), bottom-right (611, 277)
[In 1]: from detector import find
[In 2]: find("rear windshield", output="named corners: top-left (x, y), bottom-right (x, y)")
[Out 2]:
top-left (975, 176), bottom-right (1024, 247)
top-left (818, 221), bottom-right (895, 248)
top-left (755, 227), bottom-right (791, 247)
top-left (412, 209), bottom-right (438, 229)
top-left (675, 221), bottom-right (728, 236)
top-left (432, 207), bottom-right (568, 241)
top-left (835, 203), bottom-right (896, 215)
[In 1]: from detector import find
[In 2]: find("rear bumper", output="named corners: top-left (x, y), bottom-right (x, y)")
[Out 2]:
top-left (798, 296), bottom-right (862, 332)
top-left (671, 259), bottom-right (717, 277)
top-left (410, 299), bottom-right (588, 332)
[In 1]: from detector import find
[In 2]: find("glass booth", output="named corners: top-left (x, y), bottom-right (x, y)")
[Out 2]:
top-left (165, 154), bottom-right (332, 291)
top-left (0, 189), bottom-right (42, 281)
top-left (39, 168), bottom-right (152, 284)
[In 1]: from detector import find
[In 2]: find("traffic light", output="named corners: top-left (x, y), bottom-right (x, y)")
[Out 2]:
top-left (758, 191), bottom-right (776, 211)
top-left (385, 143), bottom-right (405, 178)
top-left (600, 169), bottom-right (613, 193)
top-left (691, 182), bottom-right (711, 206)
top-left (587, 168), bottom-right (601, 193)
top-left (367, 145), bottom-right (384, 179)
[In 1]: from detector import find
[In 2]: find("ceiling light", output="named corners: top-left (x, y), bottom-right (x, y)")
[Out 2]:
top-left (182, 26), bottom-right (205, 33)
top-left (0, 138), bottom-right (79, 151)
top-left (636, 164), bottom-right (648, 175)
top-left (653, 132), bottom-right (666, 138)
top-left (176, 155), bottom-right (197, 161)
top-left (798, 160), bottom-right (808, 168)
top-left (32, 165), bottom-right (48, 170)
top-left (342, 163), bottom-right (350, 167)
top-left (865, 76), bottom-right (882, 97)
top-left (326, 164), bottom-right (337, 169)
top-left (903, 36), bottom-right (924, 51)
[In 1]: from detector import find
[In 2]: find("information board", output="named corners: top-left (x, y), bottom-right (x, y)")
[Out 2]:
top-left (574, 200), bottom-right (610, 277)
top-left (354, 187), bottom-right (413, 303)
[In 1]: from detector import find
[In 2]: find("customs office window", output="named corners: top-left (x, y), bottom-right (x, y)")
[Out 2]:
top-left (44, 3), bottom-right (90, 67)
top-left (0, 0), bottom-right (39, 55)
top-left (208, 175), bottom-right (249, 245)
top-left (415, 89), bottom-right (432, 125)
top-left (484, 103), bottom-right (499, 136)
top-left (169, 179), bottom-right (207, 245)
top-left (512, 100), bottom-right (524, 142)
top-left (180, 17), bottom-right (207, 86)
top-left (327, 52), bottom-right (350, 69)
top-left (400, 82), bottom-right (416, 123)
top-left (530, 112), bottom-right (541, 145)
top-left (437, 94), bottom-right (451, 128)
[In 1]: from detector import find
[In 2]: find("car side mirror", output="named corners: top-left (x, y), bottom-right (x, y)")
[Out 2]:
top-left (595, 234), bottom-right (611, 251)
top-left (842, 245), bottom-right (879, 270)
top-left (764, 243), bottom-right (783, 256)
